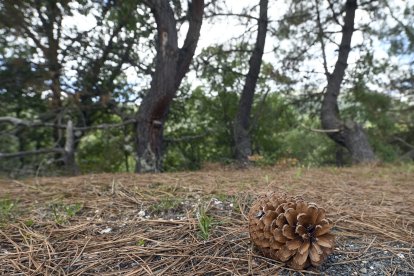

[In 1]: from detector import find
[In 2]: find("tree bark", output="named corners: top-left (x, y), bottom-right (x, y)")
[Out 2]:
top-left (233, 0), bottom-right (268, 164)
top-left (320, 0), bottom-right (376, 164)
top-left (63, 120), bottom-right (79, 175)
top-left (135, 0), bottom-right (204, 172)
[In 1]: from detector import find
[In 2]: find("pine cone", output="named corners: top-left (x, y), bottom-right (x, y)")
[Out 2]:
top-left (248, 193), bottom-right (335, 270)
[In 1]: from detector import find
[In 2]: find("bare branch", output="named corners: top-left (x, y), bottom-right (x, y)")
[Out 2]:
top-left (315, 0), bottom-right (330, 78)
top-left (300, 124), bottom-right (340, 133)
top-left (0, 117), bottom-right (47, 127)
top-left (164, 132), bottom-right (210, 143)
top-left (75, 119), bottom-right (136, 131)
top-left (393, 137), bottom-right (414, 150)
top-left (206, 12), bottom-right (259, 21)
top-left (176, 0), bottom-right (205, 88)
top-left (0, 116), bottom-right (136, 130)
top-left (0, 148), bottom-right (64, 159)
top-left (326, 0), bottom-right (343, 27)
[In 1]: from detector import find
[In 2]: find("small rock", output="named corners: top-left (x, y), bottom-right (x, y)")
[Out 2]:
top-left (138, 210), bottom-right (145, 217)
top-left (370, 266), bottom-right (374, 269)
top-left (100, 227), bottom-right (112, 234)
top-left (360, 268), bottom-right (367, 274)
top-left (397, 253), bottom-right (405, 259)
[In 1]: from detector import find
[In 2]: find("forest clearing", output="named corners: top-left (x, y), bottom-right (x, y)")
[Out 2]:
top-left (1, 165), bottom-right (413, 275)
top-left (1, 1), bottom-right (414, 274)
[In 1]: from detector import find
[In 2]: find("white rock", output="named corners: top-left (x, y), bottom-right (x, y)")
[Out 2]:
top-left (100, 227), bottom-right (112, 234)
top-left (138, 210), bottom-right (146, 217)
top-left (397, 253), bottom-right (405, 259)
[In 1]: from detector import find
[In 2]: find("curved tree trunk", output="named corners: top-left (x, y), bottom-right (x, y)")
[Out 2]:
top-left (136, 0), bottom-right (204, 173)
top-left (320, 0), bottom-right (376, 164)
top-left (233, 0), bottom-right (268, 164)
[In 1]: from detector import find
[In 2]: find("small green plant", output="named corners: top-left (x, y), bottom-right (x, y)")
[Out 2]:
top-left (149, 197), bottom-right (182, 214)
top-left (50, 203), bottom-right (83, 225)
top-left (230, 196), bottom-right (241, 214)
top-left (197, 205), bottom-right (213, 240)
top-left (24, 219), bottom-right (35, 227)
top-left (295, 167), bottom-right (303, 178)
top-left (213, 193), bottom-right (230, 202)
top-left (136, 239), bottom-right (146, 246)
top-left (0, 197), bottom-right (18, 225)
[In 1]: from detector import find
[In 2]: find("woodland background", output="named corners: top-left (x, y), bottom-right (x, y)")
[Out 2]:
top-left (0, 0), bottom-right (413, 176)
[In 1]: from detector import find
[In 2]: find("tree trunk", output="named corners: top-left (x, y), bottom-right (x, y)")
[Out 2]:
top-left (63, 120), bottom-right (79, 175)
top-left (40, 1), bottom-right (65, 165)
top-left (320, 0), bottom-right (376, 164)
top-left (233, 0), bottom-right (268, 164)
top-left (135, 0), bottom-right (204, 173)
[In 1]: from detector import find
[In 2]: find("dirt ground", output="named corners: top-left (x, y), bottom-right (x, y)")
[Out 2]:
top-left (0, 164), bottom-right (413, 275)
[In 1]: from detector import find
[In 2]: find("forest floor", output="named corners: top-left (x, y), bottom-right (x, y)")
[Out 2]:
top-left (0, 164), bottom-right (413, 275)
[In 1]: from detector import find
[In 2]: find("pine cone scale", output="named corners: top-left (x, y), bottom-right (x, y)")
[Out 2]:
top-left (286, 238), bottom-right (302, 250)
top-left (298, 239), bottom-right (310, 255)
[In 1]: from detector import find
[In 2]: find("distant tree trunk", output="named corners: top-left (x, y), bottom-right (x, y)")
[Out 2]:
top-left (48, 40), bottom-right (64, 163)
top-left (135, 0), bottom-right (204, 173)
top-left (63, 120), bottom-right (79, 175)
top-left (320, 0), bottom-right (376, 164)
top-left (36, 0), bottom-right (65, 164)
top-left (233, 0), bottom-right (268, 164)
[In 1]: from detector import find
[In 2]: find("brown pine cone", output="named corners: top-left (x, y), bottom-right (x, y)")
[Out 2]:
top-left (248, 192), bottom-right (335, 270)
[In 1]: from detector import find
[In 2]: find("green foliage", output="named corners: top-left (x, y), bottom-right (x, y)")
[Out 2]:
top-left (136, 239), bottom-right (146, 246)
top-left (149, 197), bottom-right (182, 215)
top-left (165, 84), bottom-right (239, 171)
top-left (165, 83), bottom-right (340, 170)
top-left (50, 202), bottom-right (83, 225)
top-left (342, 76), bottom-right (407, 163)
top-left (24, 219), bottom-right (35, 227)
top-left (0, 197), bottom-right (18, 226)
top-left (197, 205), bottom-right (213, 240)
top-left (0, 58), bottom-right (52, 175)
top-left (77, 118), bottom-right (134, 173)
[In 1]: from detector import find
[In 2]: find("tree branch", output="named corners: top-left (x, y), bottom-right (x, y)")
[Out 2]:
top-left (176, 0), bottom-right (205, 88)
top-left (315, 0), bottom-right (330, 77)
top-left (164, 132), bottom-right (210, 143)
top-left (393, 137), bottom-right (414, 150)
top-left (0, 148), bottom-right (64, 159)
top-left (206, 12), bottom-right (259, 21)
top-left (326, 0), bottom-right (343, 27)
top-left (0, 116), bottom-right (136, 130)
top-left (300, 124), bottom-right (340, 133)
